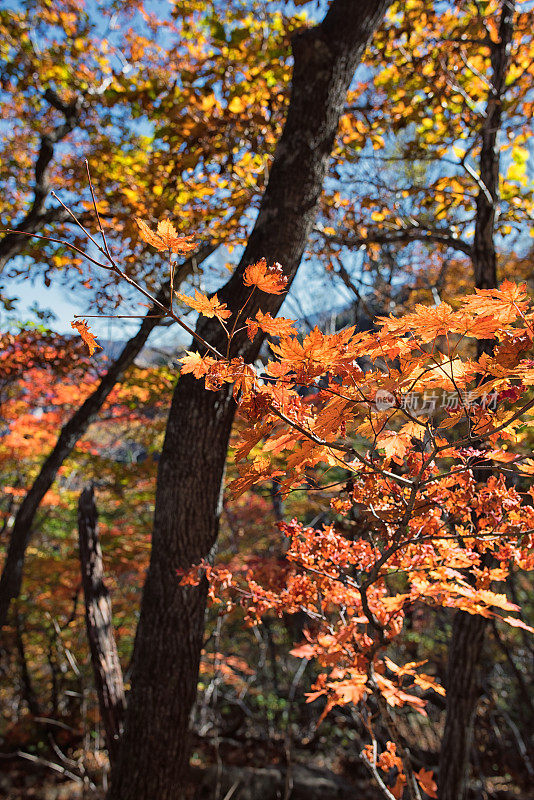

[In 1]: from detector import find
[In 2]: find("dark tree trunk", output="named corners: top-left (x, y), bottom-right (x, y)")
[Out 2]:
top-left (108, 3), bottom-right (391, 798)
top-left (78, 485), bottom-right (125, 762)
top-left (472, 0), bottom-right (515, 292)
top-left (438, 611), bottom-right (487, 800)
top-left (270, 479), bottom-right (284, 523)
top-left (0, 246), bottom-right (214, 632)
top-left (438, 5), bottom-right (515, 799)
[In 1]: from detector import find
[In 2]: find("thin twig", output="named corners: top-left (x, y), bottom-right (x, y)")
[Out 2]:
top-left (85, 159), bottom-right (113, 259)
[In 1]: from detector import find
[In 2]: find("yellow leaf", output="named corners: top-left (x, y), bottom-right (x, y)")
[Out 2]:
top-left (136, 218), bottom-right (198, 254)
top-left (228, 96), bottom-right (246, 114)
top-left (179, 351), bottom-right (216, 378)
top-left (175, 289), bottom-right (231, 321)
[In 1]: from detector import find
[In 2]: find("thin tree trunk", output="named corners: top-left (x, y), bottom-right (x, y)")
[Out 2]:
top-left (108, 3), bottom-right (391, 798)
top-left (270, 479), bottom-right (284, 523)
top-left (438, 5), bottom-right (515, 799)
top-left (78, 485), bottom-right (125, 762)
top-left (0, 245), bottom-right (215, 631)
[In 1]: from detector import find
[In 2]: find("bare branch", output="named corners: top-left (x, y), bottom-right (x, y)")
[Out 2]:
top-left (0, 90), bottom-right (81, 269)
top-left (317, 224), bottom-right (473, 258)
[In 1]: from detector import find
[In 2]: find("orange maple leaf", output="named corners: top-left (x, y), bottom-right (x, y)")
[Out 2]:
top-left (179, 351), bottom-right (216, 378)
top-left (136, 218), bottom-right (197, 255)
top-left (407, 302), bottom-right (459, 342)
top-left (463, 280), bottom-right (529, 324)
top-left (379, 431), bottom-right (411, 463)
top-left (70, 319), bottom-right (102, 356)
top-left (246, 310), bottom-right (297, 340)
top-left (290, 643), bottom-right (315, 659)
top-left (175, 289), bottom-right (231, 322)
top-left (415, 768), bottom-right (438, 799)
top-left (243, 258), bottom-right (288, 294)
top-left (330, 676), bottom-right (368, 706)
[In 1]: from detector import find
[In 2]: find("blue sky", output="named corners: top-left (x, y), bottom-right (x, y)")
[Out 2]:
top-left (5, 243), bottom-right (357, 346)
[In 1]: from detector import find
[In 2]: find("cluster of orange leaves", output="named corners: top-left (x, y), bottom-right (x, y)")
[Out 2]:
top-left (172, 267), bottom-right (534, 797)
top-left (0, 329), bottom-right (90, 388)
top-left (362, 741), bottom-right (438, 799)
top-left (69, 233), bottom-right (534, 798)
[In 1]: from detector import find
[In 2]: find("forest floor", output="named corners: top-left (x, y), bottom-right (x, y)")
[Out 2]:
top-left (1, 701), bottom-right (532, 800)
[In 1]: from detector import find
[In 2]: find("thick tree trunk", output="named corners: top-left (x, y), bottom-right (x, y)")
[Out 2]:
top-left (438, 611), bottom-right (487, 800)
top-left (438, 5), bottom-right (515, 799)
top-left (78, 485), bottom-right (125, 762)
top-left (0, 246), bottom-right (214, 632)
top-left (472, 0), bottom-right (514, 292)
top-left (108, 3), bottom-right (391, 798)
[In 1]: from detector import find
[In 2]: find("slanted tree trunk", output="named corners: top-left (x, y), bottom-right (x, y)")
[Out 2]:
top-left (438, 5), bottom-right (515, 799)
top-left (0, 246), bottom-right (215, 632)
top-left (108, 3), bottom-right (391, 798)
top-left (78, 485), bottom-right (125, 762)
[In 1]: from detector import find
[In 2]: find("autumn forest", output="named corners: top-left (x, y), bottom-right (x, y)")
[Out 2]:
top-left (1, 1), bottom-right (533, 799)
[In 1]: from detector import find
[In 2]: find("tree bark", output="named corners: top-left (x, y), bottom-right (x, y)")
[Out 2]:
top-left (0, 245), bottom-right (215, 631)
top-left (438, 5), bottom-right (515, 799)
top-left (78, 485), bottom-right (125, 762)
top-left (438, 611), bottom-right (487, 800)
top-left (472, 0), bottom-right (515, 292)
top-left (107, 3), bottom-right (391, 798)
